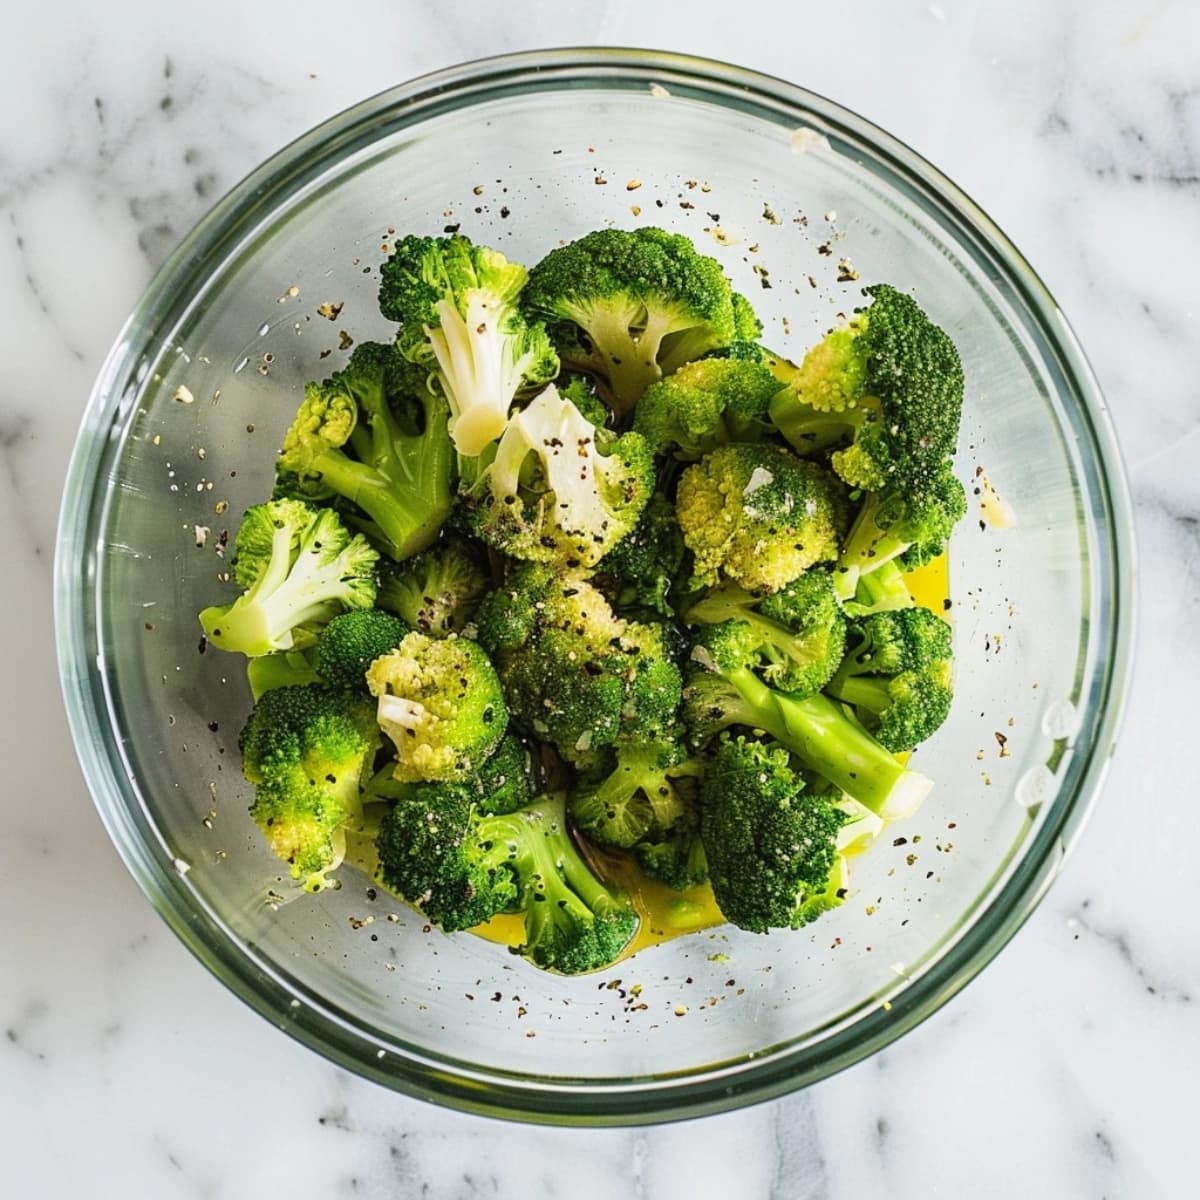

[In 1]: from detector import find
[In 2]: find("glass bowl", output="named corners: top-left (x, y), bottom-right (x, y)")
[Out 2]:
top-left (55, 49), bottom-right (1134, 1124)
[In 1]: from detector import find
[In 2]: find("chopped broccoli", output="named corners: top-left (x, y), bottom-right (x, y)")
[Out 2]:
top-left (523, 227), bottom-right (738, 415)
top-left (841, 558), bottom-right (916, 617)
top-left (461, 383), bottom-right (654, 569)
top-left (246, 649), bottom-right (319, 700)
top-left (827, 607), bottom-right (954, 751)
top-left (675, 443), bottom-right (850, 594)
top-left (376, 790), bottom-right (638, 973)
top-left (475, 563), bottom-right (682, 763)
top-left (683, 620), bottom-right (933, 820)
top-left (557, 370), bottom-right (611, 428)
top-left (632, 357), bottom-right (781, 460)
top-left (199, 499), bottom-right (378, 657)
top-left (685, 569), bottom-right (846, 699)
top-left (315, 608), bottom-right (410, 691)
top-left (591, 491), bottom-right (687, 618)
top-left (378, 234), bottom-right (559, 455)
top-left (569, 738), bottom-right (702, 850)
top-left (239, 684), bottom-right (377, 891)
top-left (699, 736), bottom-right (848, 933)
top-left (275, 341), bottom-right (454, 561)
top-left (366, 631), bottom-right (507, 782)
top-left (377, 537), bottom-right (489, 637)
top-left (633, 806), bottom-right (709, 891)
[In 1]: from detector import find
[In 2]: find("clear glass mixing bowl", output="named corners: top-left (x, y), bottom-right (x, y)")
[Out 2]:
top-left (55, 49), bottom-right (1134, 1124)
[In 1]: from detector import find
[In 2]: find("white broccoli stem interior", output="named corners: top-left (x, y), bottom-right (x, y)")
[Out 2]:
top-left (378, 694), bottom-right (428, 731)
top-left (427, 293), bottom-right (515, 456)
top-left (874, 768), bottom-right (933, 822)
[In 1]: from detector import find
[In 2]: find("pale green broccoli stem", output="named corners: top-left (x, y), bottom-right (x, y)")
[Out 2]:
top-left (769, 391), bottom-right (863, 456)
top-left (563, 299), bottom-right (660, 415)
top-left (724, 665), bottom-right (931, 820)
top-left (827, 676), bottom-right (891, 715)
top-left (860, 561), bottom-right (914, 611)
top-left (835, 493), bottom-right (912, 601)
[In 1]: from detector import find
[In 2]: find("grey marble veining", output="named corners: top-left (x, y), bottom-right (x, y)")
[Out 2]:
top-left (3, 2), bottom-right (1198, 1197)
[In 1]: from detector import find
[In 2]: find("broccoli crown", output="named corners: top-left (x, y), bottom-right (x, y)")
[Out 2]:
top-left (376, 790), bottom-right (637, 972)
top-left (377, 537), bottom-right (489, 637)
top-left (378, 234), bottom-right (559, 456)
top-left (675, 444), bottom-right (850, 594)
top-left (682, 633), bottom-right (932, 821)
top-left (199, 500), bottom-right (378, 657)
top-left (699, 737), bottom-right (847, 932)
top-left (239, 684), bottom-right (377, 891)
top-left (275, 341), bottom-right (454, 561)
top-left (522, 226), bottom-right (737, 416)
top-left (475, 563), bottom-right (682, 762)
top-left (366, 631), bottom-right (507, 782)
top-left (633, 805), bottom-right (709, 891)
top-left (591, 490), bottom-right (687, 618)
top-left (463, 384), bottom-right (654, 569)
top-left (315, 608), bottom-right (410, 691)
top-left (568, 737), bottom-right (701, 850)
top-left (685, 569), bottom-right (847, 699)
top-left (632, 357), bottom-right (781, 460)
top-left (828, 607), bottom-right (954, 751)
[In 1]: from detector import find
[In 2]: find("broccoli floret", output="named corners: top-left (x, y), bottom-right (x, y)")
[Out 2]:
top-left (199, 499), bottom-right (378, 657)
top-left (569, 738), bottom-right (702, 850)
top-left (683, 621), bottom-right (932, 820)
top-left (841, 558), bottom-right (916, 618)
top-left (475, 563), bottom-right (682, 763)
top-left (685, 569), bottom-right (846, 699)
top-left (592, 491), bottom-right (687, 617)
top-left (632, 358), bottom-right (781, 460)
top-left (377, 537), bottom-right (489, 637)
top-left (523, 227), bottom-right (738, 416)
top-left (699, 737), bottom-right (848, 932)
top-left (377, 790), bottom-right (638, 972)
top-left (378, 234), bottom-right (559, 456)
top-left (762, 286), bottom-right (966, 598)
top-left (827, 607), bottom-right (954, 751)
top-left (633, 805), bottom-right (709, 891)
top-left (557, 371), bottom-right (611, 428)
top-left (275, 341), bottom-right (454, 561)
top-left (461, 383), bottom-right (654, 569)
top-left (675, 444), bottom-right (850, 594)
top-left (315, 608), bottom-right (410, 691)
top-left (239, 684), bottom-right (377, 891)
top-left (366, 631), bottom-right (507, 782)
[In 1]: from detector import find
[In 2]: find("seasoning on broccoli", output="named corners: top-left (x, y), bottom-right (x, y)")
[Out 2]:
top-left (366, 631), bottom-right (507, 782)
top-left (378, 234), bottom-right (559, 455)
top-left (675, 443), bottom-right (850, 594)
top-left (199, 499), bottom-right (377, 658)
top-left (314, 608), bottom-right (410, 691)
top-left (377, 537), bottom-right (489, 637)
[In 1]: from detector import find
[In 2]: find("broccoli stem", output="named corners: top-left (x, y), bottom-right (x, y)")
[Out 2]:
top-left (724, 666), bottom-right (930, 819)
top-left (835, 493), bottom-right (912, 601)
top-left (768, 391), bottom-right (862, 455)
top-left (827, 675), bottom-right (891, 716)
top-left (859, 561), bottom-right (914, 612)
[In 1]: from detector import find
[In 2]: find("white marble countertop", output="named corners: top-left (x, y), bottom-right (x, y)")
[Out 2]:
top-left (4, 1), bottom-right (1197, 1196)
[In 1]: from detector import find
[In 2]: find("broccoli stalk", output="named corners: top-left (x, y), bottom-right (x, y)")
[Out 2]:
top-left (277, 342), bottom-right (454, 562)
top-left (378, 234), bottom-right (559, 455)
top-left (199, 499), bottom-right (378, 657)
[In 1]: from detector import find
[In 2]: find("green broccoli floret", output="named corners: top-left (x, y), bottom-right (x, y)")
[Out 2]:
top-left (632, 358), bottom-right (781, 460)
top-left (523, 227), bottom-right (737, 416)
top-left (633, 805), bottom-right (709, 891)
top-left (699, 736), bottom-right (848, 932)
top-left (592, 491), bottom-right (687, 617)
top-left (683, 621), bottom-right (932, 820)
top-left (275, 341), bottom-right (454, 561)
top-left (315, 608), bottom-right (410, 691)
top-left (239, 684), bottom-right (377, 891)
top-left (475, 563), bottom-right (682, 763)
top-left (763, 286), bottom-right (966, 598)
top-left (378, 234), bottom-right (559, 456)
top-left (557, 371), bottom-right (611, 428)
top-left (675, 444), bottom-right (850, 594)
top-left (685, 569), bottom-right (846, 699)
top-left (826, 607), bottom-right (954, 751)
top-left (199, 499), bottom-right (378, 657)
top-left (366, 630), bottom-right (507, 782)
top-left (569, 738), bottom-right (702, 850)
top-left (377, 790), bottom-right (638, 973)
top-left (462, 383), bottom-right (654, 569)
top-left (376, 537), bottom-right (489, 636)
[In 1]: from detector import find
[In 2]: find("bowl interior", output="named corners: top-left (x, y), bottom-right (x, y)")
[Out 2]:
top-left (60, 53), bottom-right (1129, 1122)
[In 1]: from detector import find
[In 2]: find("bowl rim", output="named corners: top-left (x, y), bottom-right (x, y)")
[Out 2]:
top-left (55, 46), bottom-right (1136, 1125)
